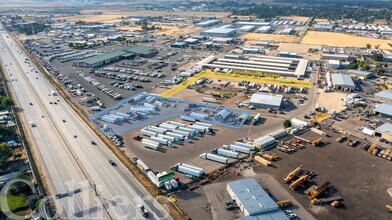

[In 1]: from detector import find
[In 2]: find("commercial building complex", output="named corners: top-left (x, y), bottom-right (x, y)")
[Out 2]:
top-left (346, 69), bottom-right (373, 79)
top-left (331, 73), bottom-right (355, 92)
top-left (227, 178), bottom-right (288, 219)
top-left (374, 102), bottom-right (392, 118)
top-left (75, 45), bottom-right (155, 68)
top-left (203, 55), bottom-right (309, 77)
top-left (249, 93), bottom-right (283, 109)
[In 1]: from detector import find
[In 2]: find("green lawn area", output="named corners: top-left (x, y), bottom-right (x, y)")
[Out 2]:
top-left (0, 194), bottom-right (27, 212)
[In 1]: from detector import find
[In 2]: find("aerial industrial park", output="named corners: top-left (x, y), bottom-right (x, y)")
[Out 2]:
top-left (0, 0), bottom-right (391, 220)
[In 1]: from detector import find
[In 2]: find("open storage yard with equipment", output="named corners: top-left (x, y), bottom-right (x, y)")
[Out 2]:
top-left (301, 31), bottom-right (392, 50)
top-left (240, 33), bottom-right (296, 43)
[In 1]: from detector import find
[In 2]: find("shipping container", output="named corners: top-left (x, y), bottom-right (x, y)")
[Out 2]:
top-left (200, 153), bottom-right (228, 164)
top-left (235, 142), bottom-right (256, 150)
top-left (216, 148), bottom-right (239, 158)
top-left (140, 129), bottom-right (158, 137)
top-left (229, 145), bottom-right (250, 154)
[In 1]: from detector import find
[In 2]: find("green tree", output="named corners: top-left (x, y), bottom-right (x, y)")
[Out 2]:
top-left (283, 120), bottom-right (292, 128)
top-left (0, 142), bottom-right (12, 168)
top-left (366, 44), bottom-right (371, 49)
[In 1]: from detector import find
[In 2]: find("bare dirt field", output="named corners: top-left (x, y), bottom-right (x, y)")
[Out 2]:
top-left (301, 31), bottom-right (392, 50)
top-left (280, 16), bottom-right (310, 22)
top-left (155, 25), bottom-right (202, 36)
top-left (278, 43), bottom-right (321, 59)
top-left (241, 33), bottom-right (296, 43)
top-left (316, 89), bottom-right (348, 113)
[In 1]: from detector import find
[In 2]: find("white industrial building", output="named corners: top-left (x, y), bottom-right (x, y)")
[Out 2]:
top-left (331, 73), bottom-right (355, 92)
top-left (250, 93), bottom-right (283, 109)
top-left (255, 26), bottom-right (272, 33)
top-left (375, 90), bottom-right (392, 102)
top-left (291, 118), bottom-right (310, 129)
top-left (280, 27), bottom-right (294, 35)
top-left (200, 27), bottom-right (236, 37)
top-left (203, 55), bottom-right (309, 77)
top-left (254, 136), bottom-right (276, 149)
top-left (234, 21), bottom-right (271, 27)
top-left (327, 60), bottom-right (341, 69)
top-left (195, 19), bottom-right (221, 27)
top-left (238, 25), bottom-right (256, 33)
top-left (227, 178), bottom-right (288, 219)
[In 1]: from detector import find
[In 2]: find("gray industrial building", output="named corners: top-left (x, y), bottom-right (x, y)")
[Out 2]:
top-left (374, 102), bottom-right (392, 118)
top-left (375, 90), bottom-right (392, 102)
top-left (331, 73), bottom-right (355, 92)
top-left (346, 69), bottom-right (373, 79)
top-left (194, 19), bottom-right (221, 27)
top-left (75, 45), bottom-right (155, 68)
top-left (227, 178), bottom-right (288, 219)
top-left (204, 55), bottom-right (309, 77)
top-left (250, 93), bottom-right (283, 109)
top-left (200, 27), bottom-right (237, 37)
top-left (254, 135), bottom-right (276, 150)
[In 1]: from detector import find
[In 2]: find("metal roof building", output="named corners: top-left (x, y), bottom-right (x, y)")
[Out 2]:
top-left (346, 69), bottom-right (373, 79)
top-left (374, 102), bottom-right (392, 117)
top-left (195, 19), bottom-right (221, 27)
top-left (204, 55), bottom-right (309, 77)
top-left (375, 90), bottom-right (392, 102)
top-left (250, 93), bottom-right (283, 109)
top-left (254, 135), bottom-right (276, 149)
top-left (374, 123), bottom-right (392, 141)
top-left (200, 27), bottom-right (237, 37)
top-left (331, 73), bottom-right (355, 92)
top-left (227, 178), bottom-right (288, 219)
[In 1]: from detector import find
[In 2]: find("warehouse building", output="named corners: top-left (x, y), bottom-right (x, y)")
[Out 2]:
top-left (374, 90), bottom-right (392, 102)
top-left (374, 102), bottom-right (392, 118)
top-left (280, 27), bottom-right (293, 35)
top-left (327, 60), bottom-right (341, 69)
top-left (374, 123), bottom-right (392, 142)
top-left (204, 55), bottom-right (309, 77)
top-left (233, 21), bottom-right (271, 27)
top-left (255, 26), bottom-right (272, 33)
top-left (238, 25), bottom-right (255, 33)
top-left (227, 178), bottom-right (288, 219)
top-left (75, 45), bottom-right (155, 68)
top-left (331, 73), bottom-right (355, 92)
top-left (211, 37), bottom-right (234, 43)
top-left (250, 93), bottom-right (283, 109)
top-left (195, 19), bottom-right (221, 27)
top-left (254, 135), bottom-right (276, 150)
top-left (200, 27), bottom-right (237, 37)
top-left (171, 42), bottom-right (187, 48)
top-left (321, 53), bottom-right (349, 60)
top-left (346, 69), bottom-right (373, 79)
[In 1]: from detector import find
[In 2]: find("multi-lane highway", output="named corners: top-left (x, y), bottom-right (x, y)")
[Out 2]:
top-left (0, 28), bottom-right (169, 219)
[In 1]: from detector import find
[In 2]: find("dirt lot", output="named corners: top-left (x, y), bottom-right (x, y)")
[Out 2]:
top-left (240, 33), bottom-right (296, 43)
top-left (301, 31), bottom-right (392, 50)
top-left (260, 130), bottom-right (392, 220)
top-left (120, 116), bottom-right (284, 175)
top-left (278, 43), bottom-right (321, 59)
top-left (154, 25), bottom-right (202, 36)
top-left (280, 16), bottom-right (310, 22)
top-left (316, 89), bottom-right (348, 113)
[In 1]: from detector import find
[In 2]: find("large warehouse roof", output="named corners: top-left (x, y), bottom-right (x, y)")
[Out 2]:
top-left (375, 123), bottom-right (392, 135)
top-left (331, 73), bottom-right (355, 87)
top-left (81, 50), bottom-right (127, 65)
top-left (227, 178), bottom-right (288, 219)
top-left (204, 55), bottom-right (308, 77)
top-left (374, 102), bottom-right (392, 116)
top-left (250, 93), bottom-right (283, 107)
top-left (201, 27), bottom-right (236, 35)
top-left (375, 90), bottom-right (392, 100)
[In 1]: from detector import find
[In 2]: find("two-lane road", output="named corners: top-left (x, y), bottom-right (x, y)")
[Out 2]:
top-left (0, 28), bottom-right (169, 219)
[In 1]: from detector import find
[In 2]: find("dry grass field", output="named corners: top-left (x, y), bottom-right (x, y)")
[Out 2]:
top-left (280, 16), bottom-right (310, 22)
top-left (314, 18), bottom-right (329, 23)
top-left (301, 31), bottom-right (392, 50)
top-left (240, 33), bottom-right (296, 43)
top-left (155, 25), bottom-right (202, 36)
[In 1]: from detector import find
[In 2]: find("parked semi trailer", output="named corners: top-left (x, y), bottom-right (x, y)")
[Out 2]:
top-left (235, 142), bottom-right (256, 150)
top-left (178, 127), bottom-right (200, 136)
top-left (181, 116), bottom-right (196, 122)
top-left (150, 136), bottom-right (174, 147)
top-left (172, 129), bottom-right (192, 138)
top-left (168, 121), bottom-right (186, 127)
top-left (200, 153), bottom-right (228, 164)
top-left (195, 122), bottom-right (212, 129)
top-left (140, 129), bottom-right (158, 137)
top-left (212, 148), bottom-right (239, 158)
top-left (157, 134), bottom-right (179, 143)
top-left (147, 126), bottom-right (167, 134)
top-left (159, 123), bottom-right (177, 131)
top-left (166, 132), bottom-right (190, 142)
top-left (141, 139), bottom-right (160, 150)
top-left (228, 145), bottom-right (250, 154)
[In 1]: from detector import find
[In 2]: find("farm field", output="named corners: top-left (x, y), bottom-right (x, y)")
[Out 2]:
top-left (240, 33), bottom-right (296, 43)
top-left (280, 16), bottom-right (310, 22)
top-left (301, 31), bottom-right (392, 50)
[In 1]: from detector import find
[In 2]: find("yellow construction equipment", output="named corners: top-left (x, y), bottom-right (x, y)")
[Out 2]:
top-left (276, 199), bottom-right (292, 208)
top-left (309, 182), bottom-right (330, 199)
top-left (260, 152), bottom-right (278, 161)
top-left (254, 156), bottom-right (272, 166)
top-left (312, 137), bottom-right (323, 147)
top-left (386, 204), bottom-right (392, 213)
top-left (289, 174), bottom-right (308, 190)
top-left (283, 165), bottom-right (303, 183)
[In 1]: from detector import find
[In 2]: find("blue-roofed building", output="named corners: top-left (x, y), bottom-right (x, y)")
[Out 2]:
top-left (227, 178), bottom-right (288, 219)
top-left (374, 102), bottom-right (392, 118)
top-left (375, 90), bottom-right (392, 102)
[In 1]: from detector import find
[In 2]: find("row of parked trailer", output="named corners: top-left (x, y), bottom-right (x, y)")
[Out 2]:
top-left (170, 163), bottom-right (204, 177)
top-left (139, 121), bottom-right (214, 151)
top-left (94, 71), bottom-right (154, 83)
top-left (198, 141), bottom-right (257, 164)
top-left (102, 66), bottom-right (165, 78)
